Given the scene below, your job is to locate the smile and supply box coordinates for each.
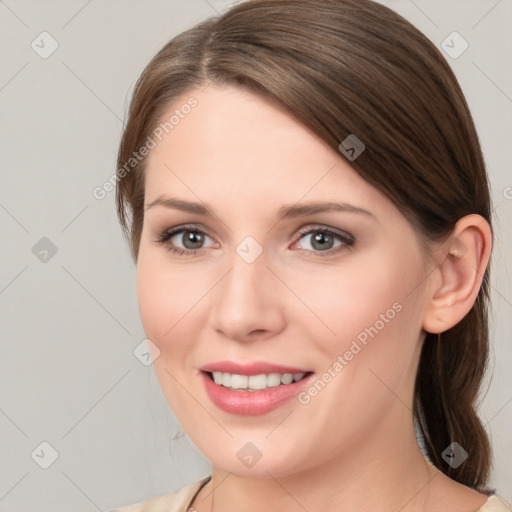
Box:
[209,371,310,391]
[200,370,315,415]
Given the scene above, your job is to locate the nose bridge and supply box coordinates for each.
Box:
[221,241,268,308]
[220,230,268,290]
[209,237,281,340]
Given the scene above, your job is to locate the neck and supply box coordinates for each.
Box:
[194,414,438,512]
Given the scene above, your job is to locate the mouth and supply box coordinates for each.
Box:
[203,370,314,392]
[200,369,315,415]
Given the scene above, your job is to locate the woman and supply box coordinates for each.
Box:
[111,0,511,510]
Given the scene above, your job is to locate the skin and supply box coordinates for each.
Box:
[136,85,492,512]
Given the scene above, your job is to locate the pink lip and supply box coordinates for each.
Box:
[199,366,315,416]
[200,360,311,376]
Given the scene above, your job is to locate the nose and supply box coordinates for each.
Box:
[208,249,285,343]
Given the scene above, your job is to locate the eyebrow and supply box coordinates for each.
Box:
[145,196,375,220]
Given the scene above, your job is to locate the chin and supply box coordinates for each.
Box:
[198,438,311,480]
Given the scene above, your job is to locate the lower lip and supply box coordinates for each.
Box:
[200,371,314,415]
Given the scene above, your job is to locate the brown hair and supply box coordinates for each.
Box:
[116,0,493,488]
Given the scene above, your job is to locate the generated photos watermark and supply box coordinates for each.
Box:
[92,97,198,200]
[298,301,403,405]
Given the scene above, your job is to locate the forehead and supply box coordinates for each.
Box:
[143,85,390,219]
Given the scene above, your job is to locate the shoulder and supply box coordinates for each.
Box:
[477,494,512,512]
[107,475,212,512]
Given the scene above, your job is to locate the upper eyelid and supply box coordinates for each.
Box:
[296,225,353,238]
[164,224,215,241]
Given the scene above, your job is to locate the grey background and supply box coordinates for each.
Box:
[0,0,510,510]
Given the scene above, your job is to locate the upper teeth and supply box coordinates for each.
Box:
[212,372,306,391]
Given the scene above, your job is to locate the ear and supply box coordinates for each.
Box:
[422,214,492,334]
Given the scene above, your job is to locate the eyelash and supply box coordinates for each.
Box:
[154,223,354,258]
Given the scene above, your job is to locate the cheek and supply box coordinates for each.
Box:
[297,247,426,406]
[136,253,215,379]
[302,249,421,344]
[137,251,198,340]
[292,270,424,451]
[339,255,424,390]
[136,260,169,343]
[136,258,201,413]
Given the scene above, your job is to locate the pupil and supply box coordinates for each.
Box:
[312,231,333,251]
[184,231,203,249]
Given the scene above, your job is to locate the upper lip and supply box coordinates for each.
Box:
[200,360,312,376]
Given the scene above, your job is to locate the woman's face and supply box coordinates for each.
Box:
[137,85,433,478]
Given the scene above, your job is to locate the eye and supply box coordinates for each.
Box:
[154,224,216,257]
[154,224,354,258]
[293,226,354,256]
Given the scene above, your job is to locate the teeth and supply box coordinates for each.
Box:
[211,371,307,391]
[221,373,231,387]
[231,374,248,389]
[280,373,294,385]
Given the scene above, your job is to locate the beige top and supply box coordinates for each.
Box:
[110,476,512,512]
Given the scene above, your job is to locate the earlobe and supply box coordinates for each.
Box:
[422,214,492,334]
